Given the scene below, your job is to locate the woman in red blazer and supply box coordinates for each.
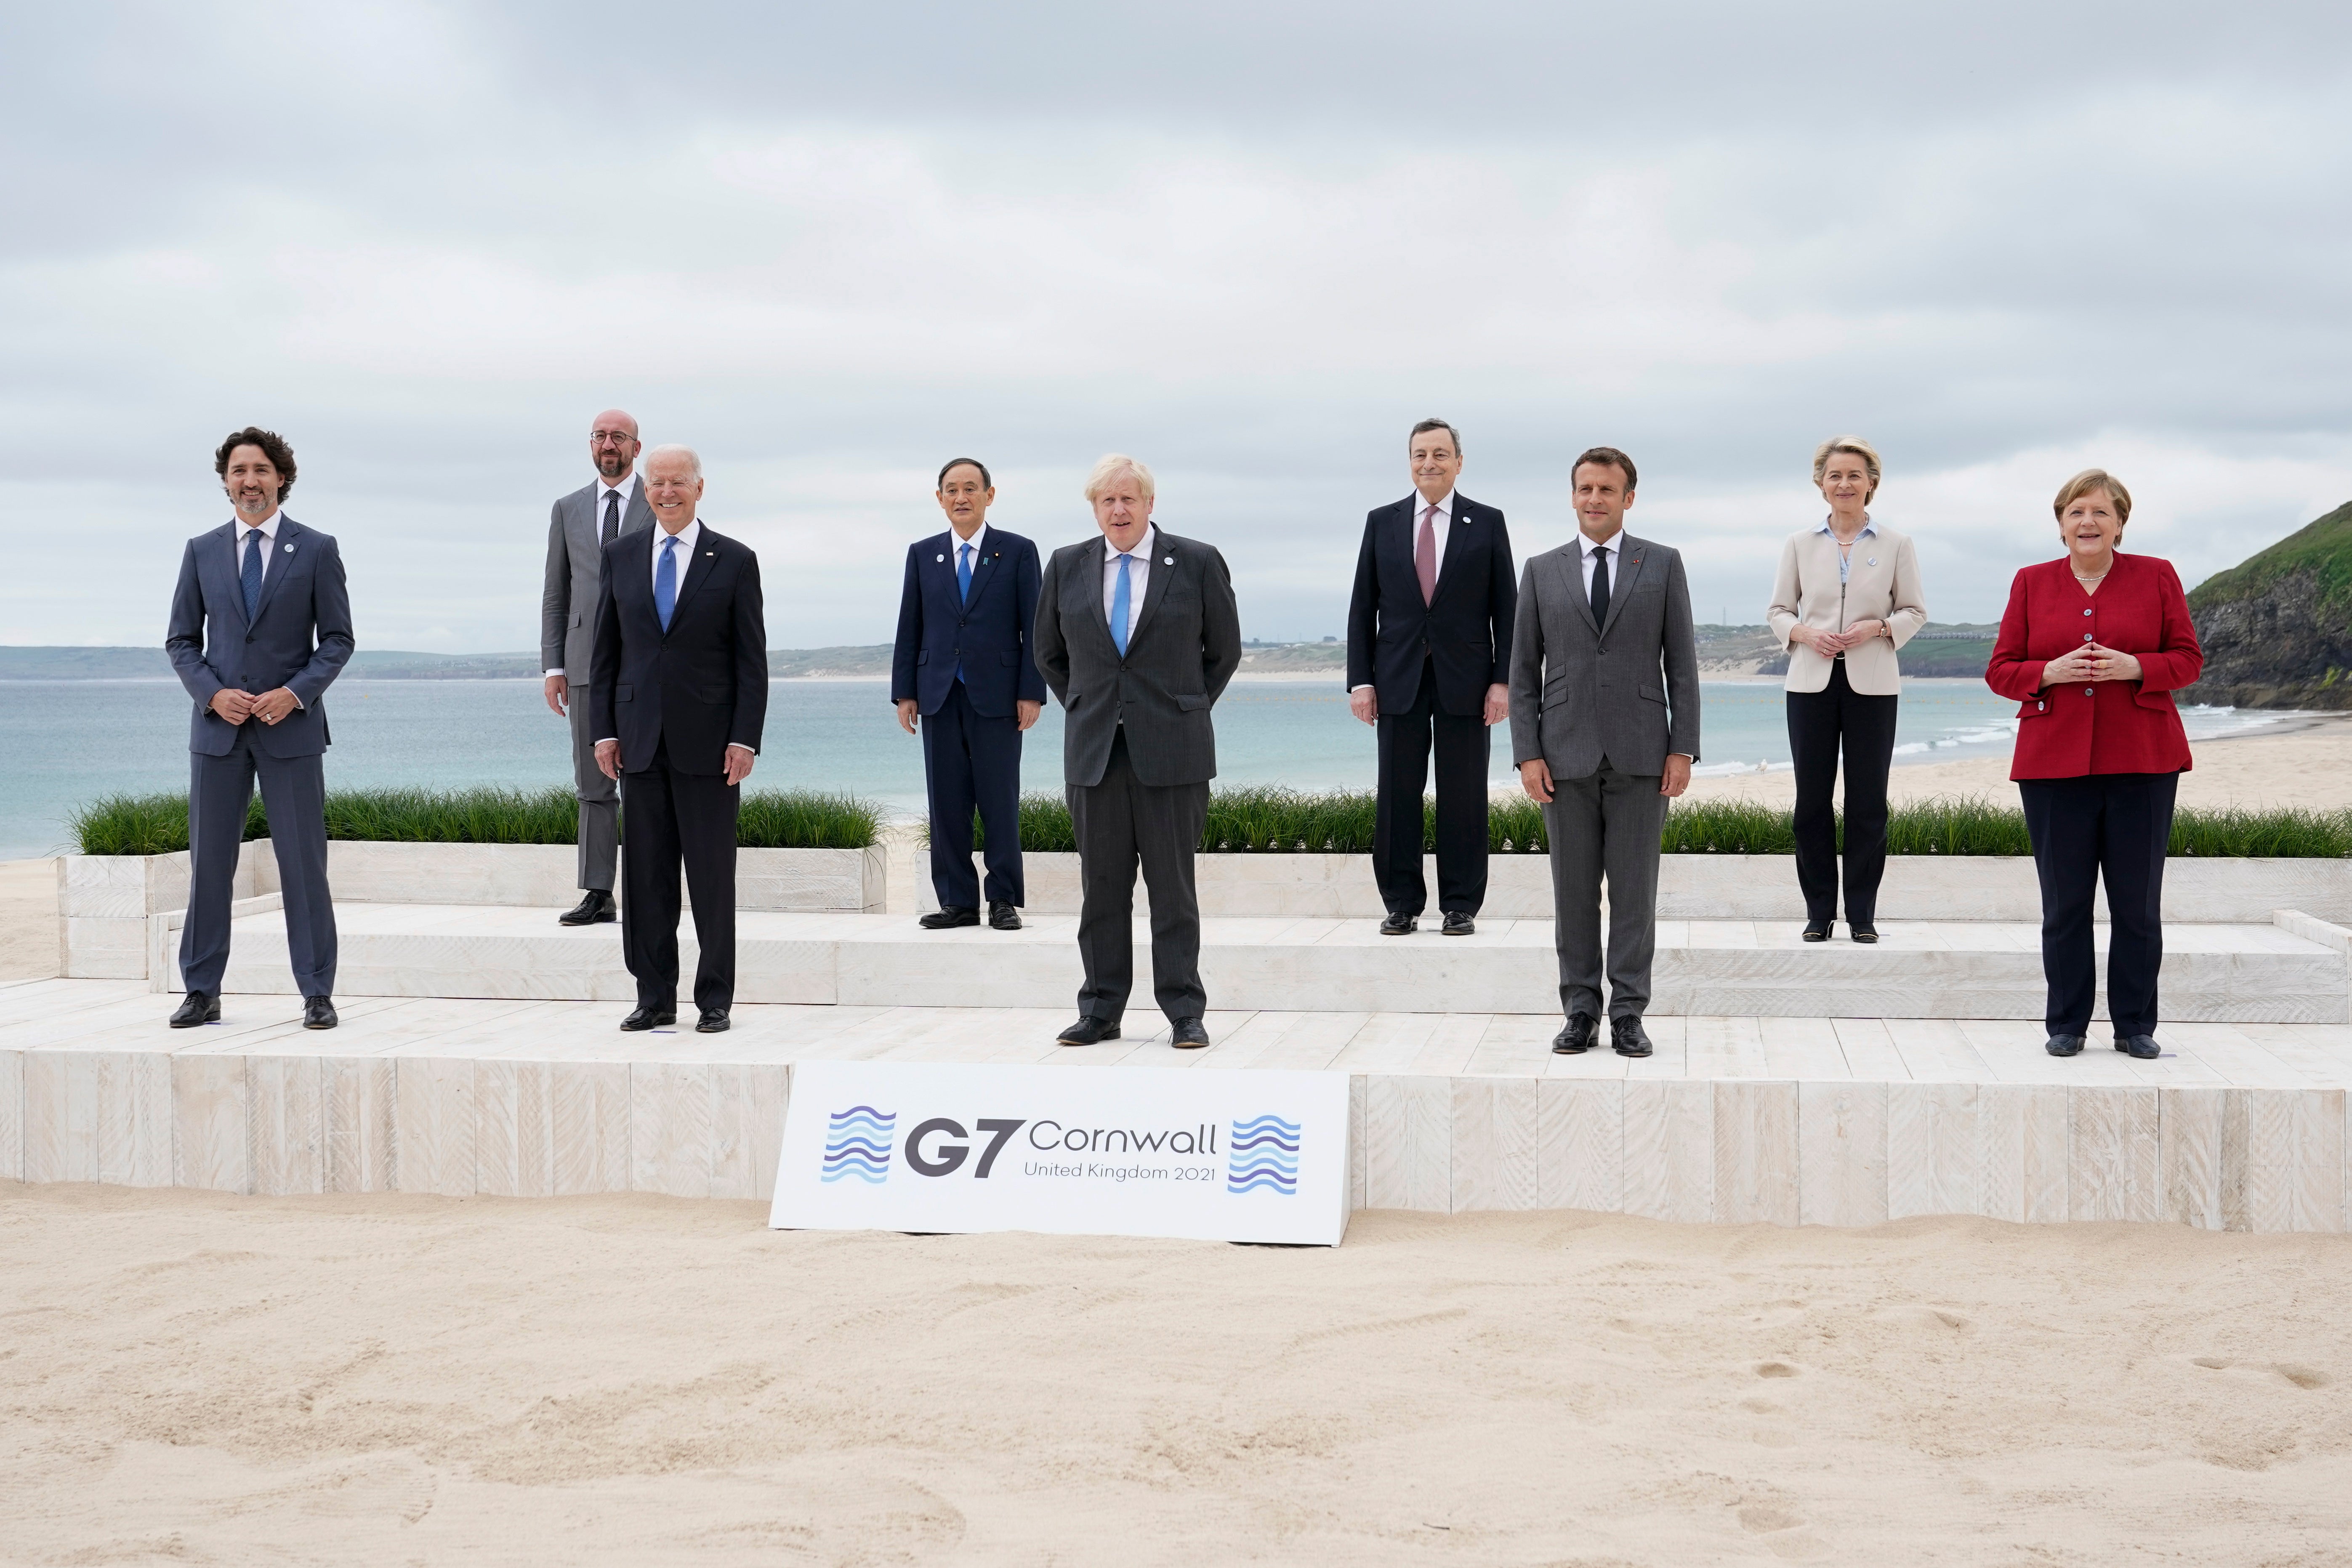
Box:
[1985,469,2203,1061]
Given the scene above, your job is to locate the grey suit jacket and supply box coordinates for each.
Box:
[540,477,655,675]
[1032,530,1243,788]
[1507,532,1700,779]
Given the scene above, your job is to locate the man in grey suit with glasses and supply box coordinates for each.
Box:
[1508,446,1700,1060]
[541,408,655,926]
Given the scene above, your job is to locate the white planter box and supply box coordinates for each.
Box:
[60,850,275,979]
[322,841,886,914]
[920,851,2352,925]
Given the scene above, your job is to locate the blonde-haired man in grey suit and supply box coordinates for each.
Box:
[1507,446,1700,1059]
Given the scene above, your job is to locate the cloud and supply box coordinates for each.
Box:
[2,2,2348,651]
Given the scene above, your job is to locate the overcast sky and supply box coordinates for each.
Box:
[6,1,2349,652]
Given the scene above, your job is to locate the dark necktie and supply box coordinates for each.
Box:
[1589,544,1610,629]
[241,528,266,620]
[601,490,620,549]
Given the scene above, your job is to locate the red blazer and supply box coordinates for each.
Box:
[1985,553,2202,780]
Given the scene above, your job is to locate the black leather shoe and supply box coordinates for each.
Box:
[921,906,980,930]
[1849,924,1879,944]
[169,991,218,1029]
[696,1009,731,1034]
[1802,922,1832,942]
[2115,1034,2161,1059]
[1057,1015,1121,1047]
[988,901,1022,930]
[620,1005,678,1031]
[302,995,338,1030]
[1441,910,1475,936]
[1379,911,1418,936]
[1170,1017,1211,1050]
[1552,1012,1600,1054]
[559,890,617,926]
[1612,1016,1655,1058]
[2045,1033,2086,1057]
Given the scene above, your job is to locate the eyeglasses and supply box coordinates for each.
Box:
[590,431,637,445]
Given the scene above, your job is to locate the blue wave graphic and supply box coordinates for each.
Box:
[822,1107,897,1185]
[1226,1114,1300,1196]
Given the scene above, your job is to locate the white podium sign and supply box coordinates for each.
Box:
[769,1061,1350,1246]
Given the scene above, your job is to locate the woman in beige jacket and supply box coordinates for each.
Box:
[1765,437,1927,941]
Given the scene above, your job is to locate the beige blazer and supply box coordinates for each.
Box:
[1765,523,1927,695]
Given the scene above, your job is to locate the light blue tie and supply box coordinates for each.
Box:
[1110,553,1133,656]
[655,534,681,632]
[958,542,974,603]
[240,528,265,621]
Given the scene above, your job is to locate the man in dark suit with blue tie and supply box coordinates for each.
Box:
[164,427,355,1030]
[892,458,1046,930]
[1346,418,1517,936]
[589,444,768,1034]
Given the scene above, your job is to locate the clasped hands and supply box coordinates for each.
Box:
[1792,620,1886,657]
[2040,643,2142,687]
[595,739,758,785]
[895,698,1043,735]
[1520,754,1691,803]
[209,687,300,726]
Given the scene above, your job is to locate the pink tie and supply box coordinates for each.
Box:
[1415,504,1439,605]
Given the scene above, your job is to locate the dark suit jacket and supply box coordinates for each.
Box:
[588,524,768,776]
[1345,493,1516,714]
[1032,529,1242,788]
[165,516,355,758]
[890,528,1048,718]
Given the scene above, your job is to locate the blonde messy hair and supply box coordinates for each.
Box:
[1082,453,1156,503]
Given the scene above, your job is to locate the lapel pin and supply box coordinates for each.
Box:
[1163,555,1174,566]
[1868,557,1878,566]
[283,543,294,553]
[937,553,946,562]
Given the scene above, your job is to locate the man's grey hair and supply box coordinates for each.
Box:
[644,443,703,479]
[1410,418,1462,456]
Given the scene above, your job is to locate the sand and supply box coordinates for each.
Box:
[3,1184,2347,1565]
[0,856,57,982]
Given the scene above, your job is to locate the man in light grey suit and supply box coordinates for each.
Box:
[541,408,655,925]
[1508,446,1699,1058]
[1032,454,1242,1050]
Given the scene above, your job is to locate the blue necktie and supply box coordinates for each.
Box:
[656,534,681,632]
[1111,553,1133,656]
[958,542,974,603]
[240,528,265,620]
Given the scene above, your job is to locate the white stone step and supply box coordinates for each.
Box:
[205,905,2352,1024]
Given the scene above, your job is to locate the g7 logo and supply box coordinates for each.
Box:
[904,1118,1026,1178]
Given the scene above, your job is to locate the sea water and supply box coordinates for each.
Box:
[0,678,2301,858]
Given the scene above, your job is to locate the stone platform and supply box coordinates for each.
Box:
[5,978,2347,1232]
[197,903,2352,1024]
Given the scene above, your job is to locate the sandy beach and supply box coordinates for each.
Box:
[3,1184,2347,1564]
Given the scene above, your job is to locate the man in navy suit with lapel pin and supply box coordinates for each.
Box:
[1346,418,1517,936]
[164,426,355,1030]
[892,457,1046,930]
[589,445,768,1034]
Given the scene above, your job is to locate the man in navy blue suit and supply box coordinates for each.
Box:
[1346,418,1517,936]
[892,458,1046,930]
[164,426,355,1030]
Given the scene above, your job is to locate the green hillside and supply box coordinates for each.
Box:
[2188,498,2352,612]
[2183,497,2352,710]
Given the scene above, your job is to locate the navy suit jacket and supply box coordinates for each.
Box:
[588,524,768,776]
[1345,493,1516,715]
[890,528,1048,718]
[165,516,355,758]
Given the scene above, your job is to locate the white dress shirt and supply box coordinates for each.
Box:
[235,510,282,588]
[947,521,989,582]
[1578,528,1623,595]
[1102,525,1155,643]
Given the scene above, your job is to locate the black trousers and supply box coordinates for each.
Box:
[1069,727,1209,1025]
[1374,658,1491,917]
[620,740,740,1013]
[923,681,1025,909]
[1786,659,1899,925]
[2018,771,2177,1039]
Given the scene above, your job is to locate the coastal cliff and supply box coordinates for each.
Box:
[2183,498,2352,710]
